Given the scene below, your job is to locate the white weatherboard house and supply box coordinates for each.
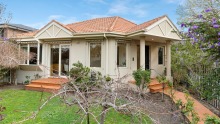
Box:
[15,15,181,83]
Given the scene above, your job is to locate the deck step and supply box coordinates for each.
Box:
[25,84,61,89]
[25,78,69,93]
[30,82,61,87]
[150,87,170,93]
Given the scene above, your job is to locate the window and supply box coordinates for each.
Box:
[21,43,41,65]
[117,43,126,67]
[158,47,164,65]
[0,29,4,38]
[21,45,28,64]
[90,43,101,67]
[29,44,38,64]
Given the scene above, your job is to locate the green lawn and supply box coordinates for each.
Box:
[0,89,152,124]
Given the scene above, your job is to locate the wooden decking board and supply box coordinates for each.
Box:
[25,78,69,92]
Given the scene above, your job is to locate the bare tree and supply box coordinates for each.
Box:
[15,62,187,124]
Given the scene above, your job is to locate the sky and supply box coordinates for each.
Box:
[1,0,184,29]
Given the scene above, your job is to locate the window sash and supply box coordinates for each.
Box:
[20,44,39,65]
[90,43,101,67]
[117,43,127,67]
[158,47,164,65]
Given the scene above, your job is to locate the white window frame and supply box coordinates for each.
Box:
[50,44,70,76]
[158,46,165,65]
[20,43,41,65]
[89,42,102,68]
[117,42,128,68]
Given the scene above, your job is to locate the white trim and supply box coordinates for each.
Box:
[158,24,165,36]
[145,16,181,40]
[35,22,73,38]
[116,42,128,68]
[46,30,52,37]
[50,44,70,76]
[88,42,102,69]
[54,29,62,37]
[37,42,40,65]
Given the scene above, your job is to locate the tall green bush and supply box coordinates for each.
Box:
[132,69,151,90]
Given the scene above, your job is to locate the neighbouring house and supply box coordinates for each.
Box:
[0,23,36,83]
[0,23,36,39]
[14,15,181,83]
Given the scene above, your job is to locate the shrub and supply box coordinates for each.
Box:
[205,115,220,124]
[132,68,151,90]
[69,61,90,83]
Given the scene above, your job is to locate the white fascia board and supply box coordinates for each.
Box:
[144,32,181,41]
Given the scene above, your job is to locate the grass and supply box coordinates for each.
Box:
[0,89,152,124]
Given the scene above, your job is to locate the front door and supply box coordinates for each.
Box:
[51,44,70,76]
[145,46,150,70]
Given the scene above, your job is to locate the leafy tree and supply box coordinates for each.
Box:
[177,0,220,59]
[0,3,29,84]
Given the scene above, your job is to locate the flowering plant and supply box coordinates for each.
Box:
[181,8,220,59]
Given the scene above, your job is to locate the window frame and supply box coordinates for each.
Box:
[117,42,127,68]
[89,42,102,68]
[20,43,41,65]
[158,46,165,65]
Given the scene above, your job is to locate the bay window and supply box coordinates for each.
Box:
[20,43,42,65]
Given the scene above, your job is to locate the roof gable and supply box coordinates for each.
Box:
[144,16,181,40]
[128,15,166,33]
[35,20,73,39]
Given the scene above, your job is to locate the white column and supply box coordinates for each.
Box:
[140,36,145,69]
[37,42,40,65]
[166,40,171,80]
[108,38,116,76]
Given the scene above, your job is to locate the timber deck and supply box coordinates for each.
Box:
[25,78,69,93]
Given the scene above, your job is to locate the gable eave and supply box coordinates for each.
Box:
[34,21,74,38]
[144,16,181,40]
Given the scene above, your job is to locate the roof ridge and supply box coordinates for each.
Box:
[128,15,167,33]
[108,16,118,32]
[118,16,137,25]
[66,16,115,26]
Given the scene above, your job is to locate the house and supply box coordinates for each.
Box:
[0,23,36,83]
[15,15,181,84]
[0,23,36,39]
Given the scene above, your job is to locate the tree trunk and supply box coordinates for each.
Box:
[100,105,108,124]
[11,69,17,85]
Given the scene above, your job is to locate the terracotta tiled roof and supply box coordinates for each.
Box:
[128,15,166,33]
[16,30,38,38]
[66,16,137,33]
[16,15,167,38]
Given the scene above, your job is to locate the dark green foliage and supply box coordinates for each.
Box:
[23,76,31,84]
[205,115,220,124]
[199,68,220,100]
[176,92,200,124]
[132,69,151,89]
[105,76,111,82]
[69,61,90,83]
[0,67,8,81]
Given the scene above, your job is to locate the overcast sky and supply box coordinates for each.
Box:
[1,0,184,29]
